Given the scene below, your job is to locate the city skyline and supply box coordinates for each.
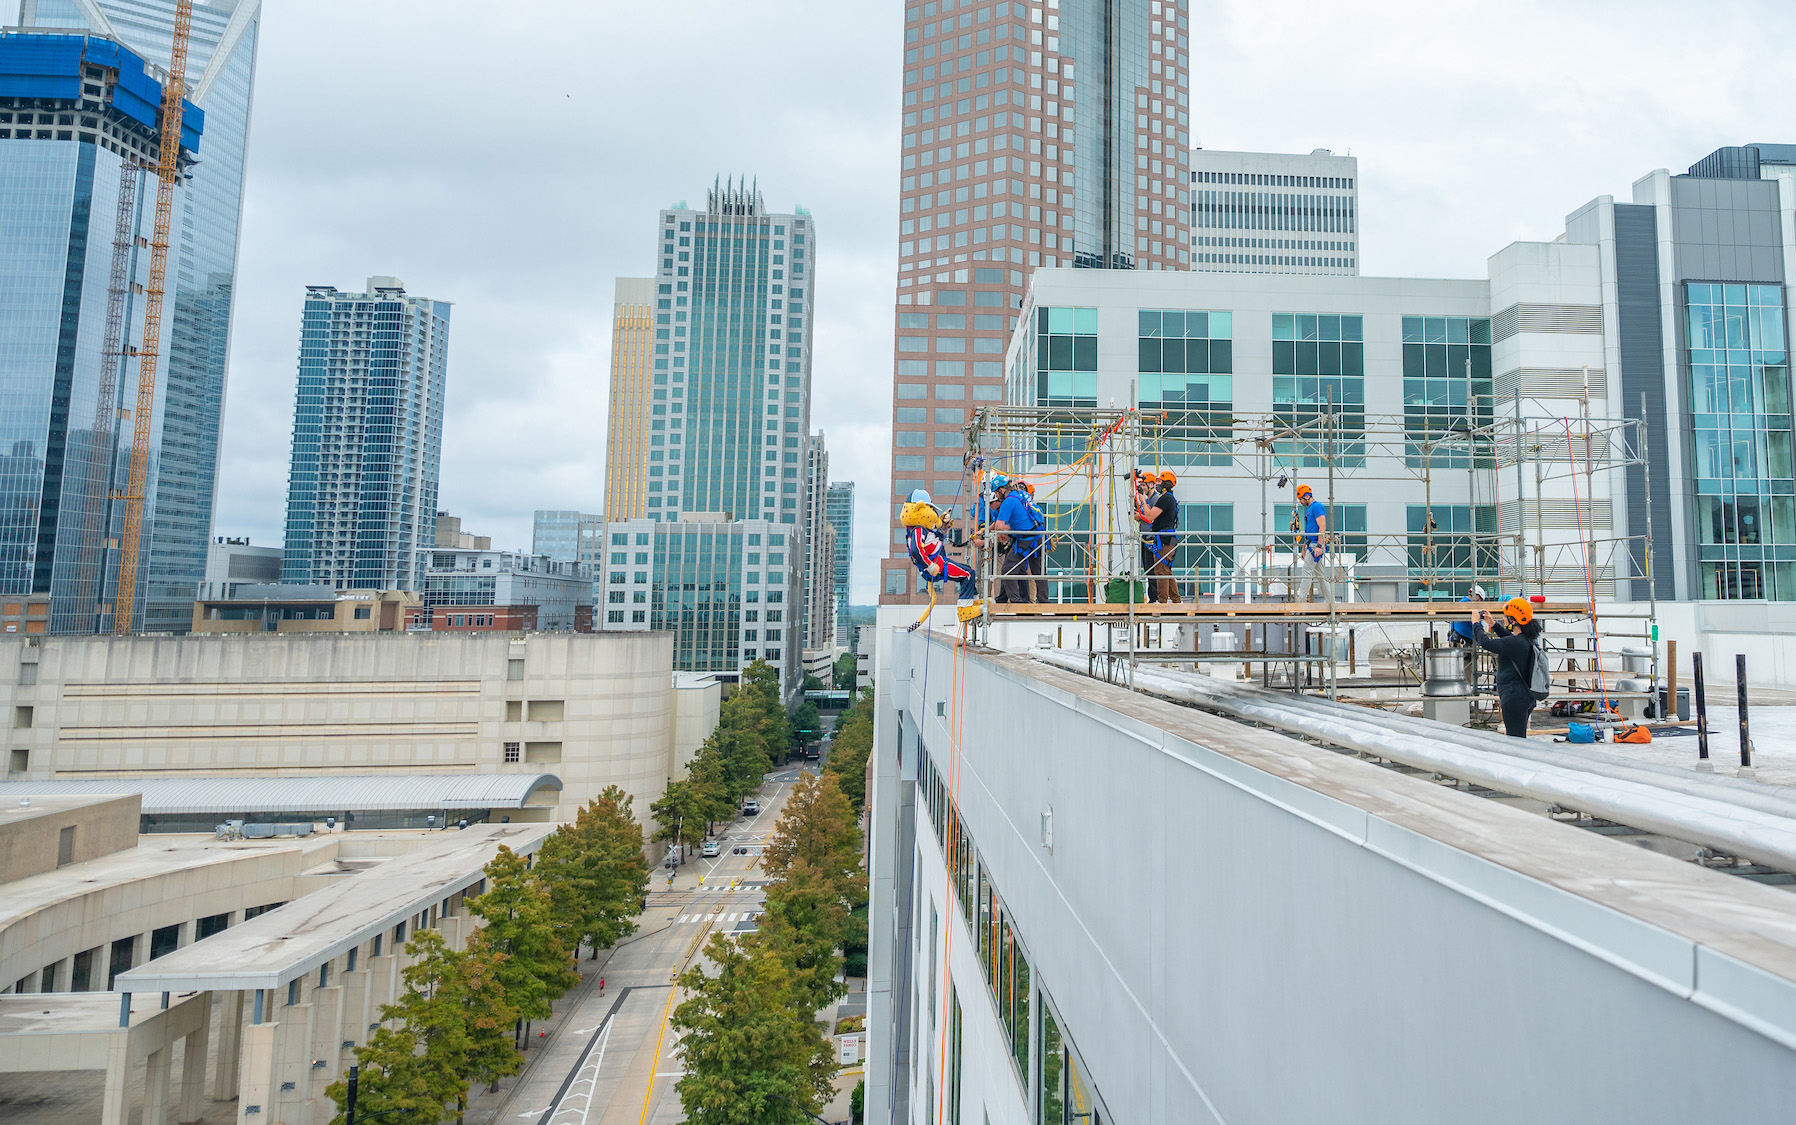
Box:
[116,0,1796,605]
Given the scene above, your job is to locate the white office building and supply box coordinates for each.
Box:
[1190,148,1359,275]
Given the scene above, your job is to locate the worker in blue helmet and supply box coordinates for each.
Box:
[991,473,1042,603]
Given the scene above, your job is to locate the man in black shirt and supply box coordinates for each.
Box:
[1139,470,1181,603]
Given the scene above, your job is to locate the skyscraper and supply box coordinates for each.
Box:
[599,180,816,695]
[826,481,854,645]
[881,0,1191,602]
[532,509,605,565]
[281,278,450,591]
[2,0,262,633]
[604,277,655,521]
[803,432,832,649]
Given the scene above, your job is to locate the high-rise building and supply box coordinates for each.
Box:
[532,509,605,565]
[604,277,655,521]
[826,481,855,645]
[803,433,832,649]
[281,277,451,592]
[1189,148,1359,275]
[1,0,262,634]
[881,0,1191,602]
[200,536,280,599]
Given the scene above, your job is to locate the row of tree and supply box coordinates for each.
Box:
[326,786,650,1124]
[651,662,789,853]
[822,686,874,813]
[671,769,869,1124]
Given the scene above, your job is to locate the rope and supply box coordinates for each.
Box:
[1563,417,1612,713]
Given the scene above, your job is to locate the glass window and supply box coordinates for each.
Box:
[1271,313,1366,467]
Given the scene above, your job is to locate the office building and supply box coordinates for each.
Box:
[598,516,800,695]
[827,481,855,645]
[280,277,451,592]
[1190,147,1359,274]
[606,277,656,521]
[198,536,280,599]
[6,2,264,636]
[433,511,489,550]
[804,433,833,649]
[415,546,592,632]
[532,509,605,565]
[191,584,418,633]
[882,0,1192,602]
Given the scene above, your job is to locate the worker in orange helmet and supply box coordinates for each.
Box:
[1290,484,1330,601]
[1015,481,1050,602]
[1137,470,1180,603]
[1472,596,1548,738]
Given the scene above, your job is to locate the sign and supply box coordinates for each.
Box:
[839,1035,859,1065]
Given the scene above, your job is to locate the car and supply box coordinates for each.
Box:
[701,840,720,858]
[742,799,760,816]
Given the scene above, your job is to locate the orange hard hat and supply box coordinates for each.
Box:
[1021,481,1035,494]
[1503,596,1534,626]
[1159,470,1177,485]
[1296,483,1313,497]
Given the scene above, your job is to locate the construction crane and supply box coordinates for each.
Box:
[113,0,194,634]
[85,162,141,632]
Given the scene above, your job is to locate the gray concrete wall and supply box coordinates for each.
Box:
[883,629,1796,1124]
[0,794,138,882]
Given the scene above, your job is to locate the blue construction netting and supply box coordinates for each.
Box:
[0,31,203,151]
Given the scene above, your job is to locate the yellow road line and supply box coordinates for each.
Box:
[638,918,713,1125]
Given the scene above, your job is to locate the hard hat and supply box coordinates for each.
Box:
[1470,585,1488,599]
[989,473,1011,490]
[1159,470,1177,485]
[1502,596,1534,626]
[1020,481,1035,494]
[908,488,933,505]
[1296,483,1313,498]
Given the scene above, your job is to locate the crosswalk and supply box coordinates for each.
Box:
[674,911,761,925]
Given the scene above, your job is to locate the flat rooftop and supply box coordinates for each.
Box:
[114,822,553,993]
[0,793,129,829]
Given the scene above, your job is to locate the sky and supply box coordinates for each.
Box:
[213,0,1796,605]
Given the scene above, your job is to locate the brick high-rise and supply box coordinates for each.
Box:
[879,0,1191,602]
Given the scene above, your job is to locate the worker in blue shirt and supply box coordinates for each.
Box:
[1449,586,1488,645]
[993,474,1043,604]
[1291,484,1330,601]
[1137,470,1180,603]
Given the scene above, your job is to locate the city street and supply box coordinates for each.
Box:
[472,762,818,1125]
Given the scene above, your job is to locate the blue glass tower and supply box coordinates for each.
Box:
[281,279,450,592]
[5,0,262,633]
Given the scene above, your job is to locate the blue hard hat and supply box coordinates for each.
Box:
[989,473,1011,490]
[908,488,933,505]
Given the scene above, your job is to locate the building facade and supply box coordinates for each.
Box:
[191,584,417,633]
[597,516,800,695]
[417,546,592,632]
[804,433,833,649]
[6,2,264,636]
[882,0,1192,602]
[281,277,450,592]
[827,481,855,645]
[604,277,655,521]
[1189,147,1359,275]
[199,537,280,599]
[531,509,605,565]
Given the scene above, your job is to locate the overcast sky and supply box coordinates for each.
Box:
[214,0,1796,604]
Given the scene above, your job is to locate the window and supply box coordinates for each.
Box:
[13,706,30,729]
[1271,313,1365,466]
[1139,309,1234,466]
[503,741,521,763]
[1034,308,1100,462]
[506,659,524,681]
[353,605,371,620]
[56,825,74,867]
[1407,504,1498,600]
[1401,316,1493,468]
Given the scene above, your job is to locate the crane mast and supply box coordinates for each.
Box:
[112,0,194,634]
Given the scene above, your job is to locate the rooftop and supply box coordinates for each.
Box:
[0,773,563,815]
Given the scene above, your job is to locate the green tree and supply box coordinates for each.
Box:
[325,1021,446,1125]
[455,940,524,1094]
[762,772,863,902]
[823,691,874,811]
[790,700,822,750]
[672,934,836,1125]
[539,787,650,957]
[651,779,711,852]
[466,846,578,1044]
[833,652,857,690]
[802,672,825,691]
[750,859,850,1013]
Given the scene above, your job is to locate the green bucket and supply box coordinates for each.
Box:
[1103,578,1146,605]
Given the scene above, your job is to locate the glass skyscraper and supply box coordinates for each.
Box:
[826,480,854,645]
[3,0,261,633]
[281,278,451,592]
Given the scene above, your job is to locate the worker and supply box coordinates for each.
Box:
[994,473,1043,604]
[1292,484,1330,601]
[901,488,984,622]
[1018,481,1049,603]
[1137,470,1180,603]
[1448,586,1488,646]
[1472,597,1545,738]
[983,474,1012,602]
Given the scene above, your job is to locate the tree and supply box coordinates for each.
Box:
[802,672,825,691]
[672,934,836,1125]
[325,1021,446,1125]
[823,690,874,811]
[466,846,578,1044]
[539,787,650,957]
[833,652,857,691]
[790,700,822,750]
[762,772,863,897]
[454,940,524,1094]
[651,779,711,852]
[750,859,850,1013]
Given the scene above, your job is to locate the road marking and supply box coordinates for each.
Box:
[542,1016,613,1124]
[636,978,681,1125]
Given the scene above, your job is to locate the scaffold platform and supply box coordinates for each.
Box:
[986,600,1596,625]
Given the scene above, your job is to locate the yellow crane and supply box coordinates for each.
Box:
[112,0,193,634]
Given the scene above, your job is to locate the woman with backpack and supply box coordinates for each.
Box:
[1472,597,1548,738]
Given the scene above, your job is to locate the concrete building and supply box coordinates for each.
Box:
[191,584,418,634]
[598,516,801,696]
[827,481,855,645]
[199,537,281,600]
[882,0,1193,602]
[864,632,1796,1123]
[433,511,490,550]
[0,631,703,823]
[0,795,553,1124]
[2,4,264,635]
[804,433,834,650]
[606,276,657,522]
[281,278,451,593]
[1189,147,1359,274]
[415,546,592,632]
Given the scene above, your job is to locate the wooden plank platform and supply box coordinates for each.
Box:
[987,600,1595,623]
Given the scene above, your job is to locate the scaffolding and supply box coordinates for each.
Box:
[952,392,1659,712]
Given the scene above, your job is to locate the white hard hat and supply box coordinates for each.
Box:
[1470,585,1488,598]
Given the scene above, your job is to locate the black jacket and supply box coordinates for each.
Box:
[1473,623,1535,696]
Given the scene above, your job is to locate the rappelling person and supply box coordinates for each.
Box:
[1137,470,1180,603]
[1472,596,1550,738]
[1291,484,1330,601]
[901,488,984,627]
[992,473,1044,604]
